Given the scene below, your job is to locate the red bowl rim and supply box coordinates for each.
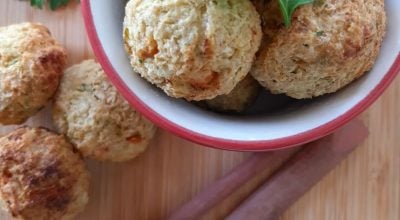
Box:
[81,0,400,151]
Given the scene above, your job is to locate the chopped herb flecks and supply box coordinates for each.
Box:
[316,30,324,36]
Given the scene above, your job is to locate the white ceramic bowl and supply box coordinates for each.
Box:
[81,0,400,151]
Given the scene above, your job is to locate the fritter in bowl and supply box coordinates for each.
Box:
[123,0,262,101]
[251,0,386,99]
[201,74,261,113]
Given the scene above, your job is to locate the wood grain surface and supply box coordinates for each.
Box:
[0,1,399,220]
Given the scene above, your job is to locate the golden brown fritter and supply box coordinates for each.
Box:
[53,60,157,162]
[201,75,261,113]
[251,0,283,47]
[0,127,89,220]
[0,23,67,124]
[123,0,262,101]
[251,0,386,99]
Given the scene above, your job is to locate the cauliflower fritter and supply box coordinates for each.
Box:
[123,0,262,101]
[0,127,89,220]
[0,23,67,124]
[251,0,282,47]
[251,0,386,99]
[201,74,261,113]
[52,60,157,162]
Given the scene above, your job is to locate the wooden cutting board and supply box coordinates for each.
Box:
[0,1,399,220]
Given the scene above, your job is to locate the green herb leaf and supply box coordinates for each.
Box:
[28,0,76,10]
[30,0,45,9]
[278,0,314,27]
[49,0,69,10]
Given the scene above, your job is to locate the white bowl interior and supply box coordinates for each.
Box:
[89,0,400,142]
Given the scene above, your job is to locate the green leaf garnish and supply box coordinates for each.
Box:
[278,0,314,27]
[29,0,76,10]
[49,0,70,10]
[30,0,45,9]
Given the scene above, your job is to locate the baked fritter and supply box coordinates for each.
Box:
[202,74,261,113]
[0,127,89,220]
[52,60,157,162]
[0,23,67,124]
[251,0,282,47]
[251,0,386,99]
[123,0,262,101]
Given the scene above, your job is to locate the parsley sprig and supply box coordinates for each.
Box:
[278,0,314,27]
[29,0,75,10]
